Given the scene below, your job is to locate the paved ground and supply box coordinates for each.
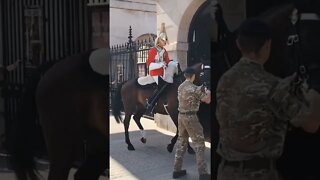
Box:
[0,168,101,180]
[0,114,210,180]
[110,115,211,180]
[0,149,106,180]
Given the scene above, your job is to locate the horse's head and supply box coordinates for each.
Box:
[294,3,320,91]
[186,63,211,88]
[200,64,211,89]
[259,3,320,87]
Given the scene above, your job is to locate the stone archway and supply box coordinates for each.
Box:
[187,0,216,66]
[176,0,207,69]
[154,0,209,133]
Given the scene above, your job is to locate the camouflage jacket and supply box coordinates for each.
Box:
[178,80,206,113]
[216,57,310,161]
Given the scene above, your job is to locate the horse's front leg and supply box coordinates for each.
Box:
[133,109,146,144]
[124,115,135,150]
[167,134,178,153]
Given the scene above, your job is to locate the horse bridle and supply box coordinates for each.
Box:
[287,8,320,93]
[200,64,211,88]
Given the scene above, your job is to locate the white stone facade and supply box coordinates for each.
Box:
[156,0,208,69]
[110,0,157,45]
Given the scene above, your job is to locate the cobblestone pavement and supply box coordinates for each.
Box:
[110,115,211,180]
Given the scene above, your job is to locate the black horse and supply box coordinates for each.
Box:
[111,62,210,153]
[213,2,320,180]
[10,48,108,180]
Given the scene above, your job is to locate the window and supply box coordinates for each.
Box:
[24,8,43,66]
[134,33,156,77]
[90,6,109,48]
[117,64,124,83]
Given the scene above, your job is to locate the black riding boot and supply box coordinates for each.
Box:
[145,78,168,114]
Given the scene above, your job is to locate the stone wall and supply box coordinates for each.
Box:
[110,0,157,45]
[156,0,206,70]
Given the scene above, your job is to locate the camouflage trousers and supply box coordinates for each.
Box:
[217,159,281,180]
[173,113,208,175]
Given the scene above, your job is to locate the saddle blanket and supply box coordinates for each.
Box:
[137,75,156,85]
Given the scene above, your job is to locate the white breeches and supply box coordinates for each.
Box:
[150,61,179,84]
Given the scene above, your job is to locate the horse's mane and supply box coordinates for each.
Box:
[257,2,320,29]
[258,3,295,29]
[295,0,320,15]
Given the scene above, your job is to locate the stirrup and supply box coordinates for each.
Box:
[145,103,154,114]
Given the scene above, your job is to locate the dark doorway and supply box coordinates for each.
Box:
[187,1,216,140]
[188,1,215,67]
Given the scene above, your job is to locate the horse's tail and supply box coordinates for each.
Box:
[111,83,124,123]
[10,61,56,180]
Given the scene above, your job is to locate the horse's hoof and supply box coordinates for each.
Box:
[187,148,195,154]
[167,144,173,153]
[141,137,146,144]
[128,144,135,151]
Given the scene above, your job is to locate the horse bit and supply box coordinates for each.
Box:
[200,64,211,88]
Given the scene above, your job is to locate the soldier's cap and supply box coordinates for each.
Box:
[237,18,271,39]
[184,67,196,75]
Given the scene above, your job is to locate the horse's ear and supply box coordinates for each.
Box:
[177,63,182,75]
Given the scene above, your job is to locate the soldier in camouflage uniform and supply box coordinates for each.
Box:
[216,18,320,180]
[173,67,211,180]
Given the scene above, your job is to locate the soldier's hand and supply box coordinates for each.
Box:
[201,90,211,104]
[303,89,320,105]
[301,88,320,133]
[285,72,297,81]
[200,85,205,92]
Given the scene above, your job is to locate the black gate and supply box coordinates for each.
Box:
[109,26,154,104]
[0,0,91,149]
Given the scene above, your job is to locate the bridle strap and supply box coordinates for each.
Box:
[300,13,320,21]
[288,10,320,95]
[200,64,211,88]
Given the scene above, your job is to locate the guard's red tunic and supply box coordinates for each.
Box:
[146,47,170,76]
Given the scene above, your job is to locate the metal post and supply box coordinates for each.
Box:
[127,26,135,79]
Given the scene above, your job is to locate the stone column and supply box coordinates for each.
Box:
[156,0,206,69]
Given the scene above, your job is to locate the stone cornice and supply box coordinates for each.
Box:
[165,41,188,52]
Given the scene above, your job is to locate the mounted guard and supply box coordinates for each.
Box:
[138,22,179,114]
